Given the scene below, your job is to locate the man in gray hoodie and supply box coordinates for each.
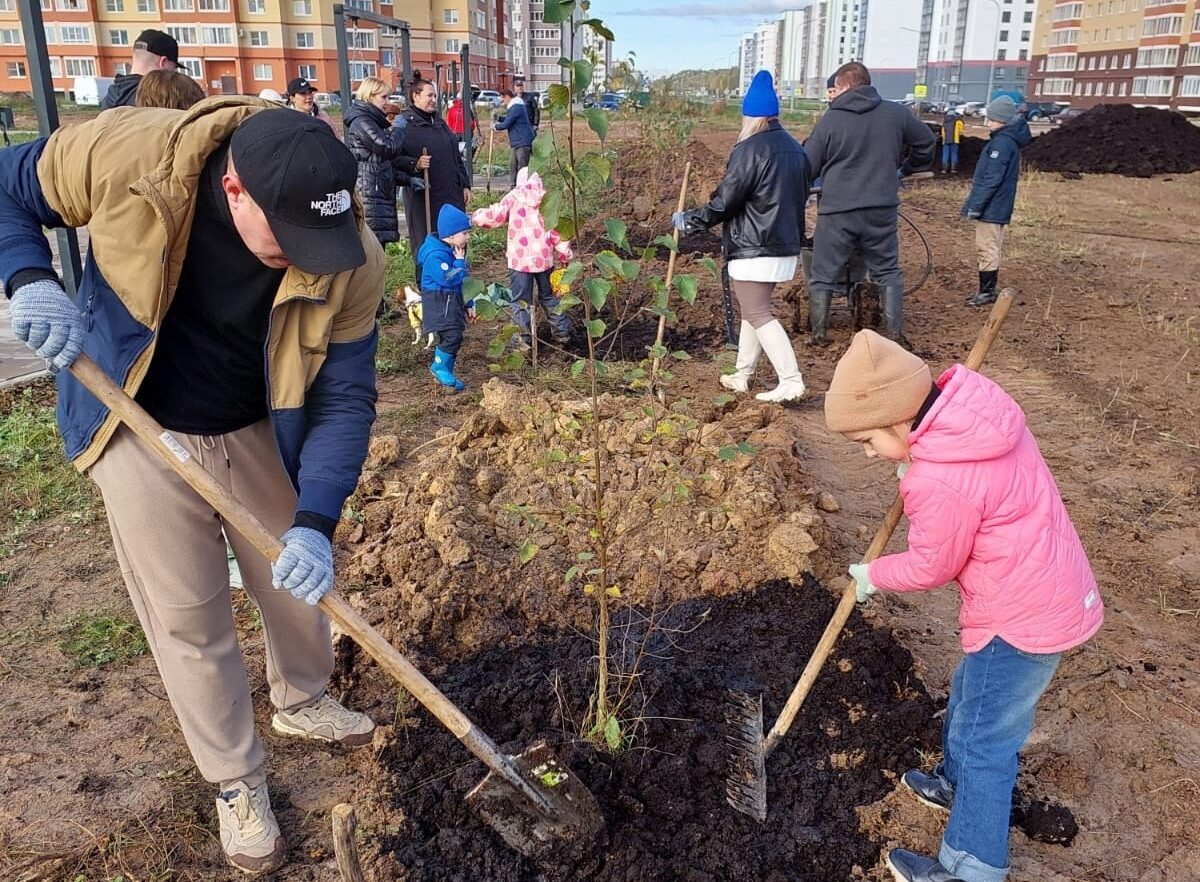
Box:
[804,62,936,348]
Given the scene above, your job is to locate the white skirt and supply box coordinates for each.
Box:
[727,255,799,283]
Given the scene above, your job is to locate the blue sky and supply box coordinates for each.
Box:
[600,0,797,77]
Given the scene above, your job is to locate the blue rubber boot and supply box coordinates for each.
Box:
[430,347,465,391]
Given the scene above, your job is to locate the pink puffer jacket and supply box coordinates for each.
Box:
[868,365,1104,654]
[470,168,572,273]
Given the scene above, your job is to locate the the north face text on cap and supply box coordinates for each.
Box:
[312,190,351,217]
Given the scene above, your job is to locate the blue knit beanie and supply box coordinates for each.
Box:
[742,70,779,118]
[437,204,471,239]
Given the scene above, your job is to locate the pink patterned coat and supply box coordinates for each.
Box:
[471,168,573,273]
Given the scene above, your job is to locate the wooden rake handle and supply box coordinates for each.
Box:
[761,290,1015,756]
[68,355,499,751]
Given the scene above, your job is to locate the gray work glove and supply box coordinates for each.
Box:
[10,279,86,373]
[848,563,879,604]
[272,527,334,606]
[672,211,690,232]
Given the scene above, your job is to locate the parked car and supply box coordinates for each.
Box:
[1019,101,1065,121]
[475,89,502,107]
[959,101,986,117]
[596,92,622,111]
[1054,105,1088,124]
[314,92,342,109]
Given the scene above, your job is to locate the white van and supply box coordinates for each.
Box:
[73,76,115,106]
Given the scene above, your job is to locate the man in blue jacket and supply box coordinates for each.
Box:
[962,95,1031,306]
[1,101,384,875]
[494,87,535,182]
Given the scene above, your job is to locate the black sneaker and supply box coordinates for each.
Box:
[886,849,964,882]
[966,290,998,307]
[901,768,954,812]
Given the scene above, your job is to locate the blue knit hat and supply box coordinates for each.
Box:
[742,70,779,117]
[437,203,471,239]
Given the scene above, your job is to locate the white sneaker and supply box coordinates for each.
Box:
[216,781,285,876]
[271,692,376,747]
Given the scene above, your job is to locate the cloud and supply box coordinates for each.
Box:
[612,0,794,17]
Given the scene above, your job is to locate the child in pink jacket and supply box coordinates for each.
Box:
[824,330,1103,882]
[471,167,573,347]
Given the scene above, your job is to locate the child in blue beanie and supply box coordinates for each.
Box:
[417,204,474,390]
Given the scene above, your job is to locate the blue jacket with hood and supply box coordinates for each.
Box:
[963,116,1032,225]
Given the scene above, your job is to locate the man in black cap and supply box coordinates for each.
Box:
[99,28,181,110]
[286,75,338,135]
[0,101,384,874]
[514,76,540,133]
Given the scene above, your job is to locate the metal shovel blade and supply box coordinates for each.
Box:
[465,741,604,860]
[724,690,767,822]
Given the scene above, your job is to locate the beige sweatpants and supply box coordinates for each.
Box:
[88,420,333,787]
[975,221,1007,272]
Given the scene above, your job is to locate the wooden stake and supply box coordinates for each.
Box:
[649,161,691,393]
[332,803,366,882]
[421,147,432,235]
[486,128,495,193]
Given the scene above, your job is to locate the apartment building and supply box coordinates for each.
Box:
[916,0,1036,104]
[509,0,572,94]
[737,18,781,94]
[0,0,509,100]
[1027,0,1200,111]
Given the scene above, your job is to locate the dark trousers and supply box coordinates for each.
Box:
[809,207,902,294]
[421,289,466,356]
[510,145,531,183]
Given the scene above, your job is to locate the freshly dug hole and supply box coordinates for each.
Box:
[372,579,942,881]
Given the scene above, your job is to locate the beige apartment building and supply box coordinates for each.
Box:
[0,0,509,100]
[1027,0,1200,111]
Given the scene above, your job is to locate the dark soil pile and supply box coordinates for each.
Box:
[375,579,943,881]
[1023,104,1200,177]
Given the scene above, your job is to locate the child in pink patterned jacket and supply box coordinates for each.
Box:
[823,329,1104,882]
[471,167,573,346]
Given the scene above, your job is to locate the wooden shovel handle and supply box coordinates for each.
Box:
[68,355,482,746]
[762,290,1015,756]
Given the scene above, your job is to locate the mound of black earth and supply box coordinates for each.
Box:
[1024,103,1200,177]
[373,579,1075,880]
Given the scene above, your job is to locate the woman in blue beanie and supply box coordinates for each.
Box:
[673,70,810,403]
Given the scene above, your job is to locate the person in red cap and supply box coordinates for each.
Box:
[99,28,181,110]
[0,102,385,874]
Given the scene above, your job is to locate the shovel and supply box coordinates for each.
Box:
[67,355,604,859]
[725,290,1015,822]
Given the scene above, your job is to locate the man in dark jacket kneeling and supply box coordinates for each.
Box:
[804,62,935,347]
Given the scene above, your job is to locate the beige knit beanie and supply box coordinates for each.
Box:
[824,330,932,433]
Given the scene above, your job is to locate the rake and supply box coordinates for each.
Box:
[726,290,1016,821]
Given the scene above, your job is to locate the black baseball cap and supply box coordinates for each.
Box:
[135,29,179,64]
[287,77,317,96]
[230,110,365,275]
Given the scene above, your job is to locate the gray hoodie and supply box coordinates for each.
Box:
[805,86,936,215]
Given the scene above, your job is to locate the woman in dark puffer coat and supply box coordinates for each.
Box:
[342,76,411,246]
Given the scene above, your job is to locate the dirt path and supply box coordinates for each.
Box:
[1,139,1196,881]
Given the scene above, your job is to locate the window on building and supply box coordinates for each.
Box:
[202,26,232,44]
[1137,46,1179,67]
[248,31,268,46]
[1023,11,1032,22]
[1019,49,1028,60]
[1179,75,1200,97]
[1002,11,1011,21]
[1034,81,1042,95]
[105,0,123,10]
[247,0,265,10]
[1119,81,1127,96]
[199,0,230,9]
[293,0,312,14]
[1098,56,1106,70]
[113,61,130,74]
[163,0,192,10]
[65,57,96,76]
[56,0,87,9]
[1131,75,1174,96]
[445,38,460,51]
[48,57,62,77]
[347,29,375,49]
[1088,57,1096,69]
[167,26,197,45]
[136,0,154,11]
[61,25,91,44]
[298,63,317,79]
[179,58,201,77]
[0,28,21,45]
[1142,15,1183,38]
[110,29,129,45]
[443,8,458,22]
[1124,53,1132,68]
[1021,30,1030,41]
[7,60,27,77]
[998,49,1007,60]
[347,60,376,79]
[296,32,314,48]
[253,63,272,80]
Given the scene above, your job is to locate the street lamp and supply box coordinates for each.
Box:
[982,0,1001,114]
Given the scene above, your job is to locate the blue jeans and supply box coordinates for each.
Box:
[942,142,959,170]
[934,637,1060,882]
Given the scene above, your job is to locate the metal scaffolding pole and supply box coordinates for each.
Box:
[17,0,82,299]
[461,46,474,189]
[333,4,412,111]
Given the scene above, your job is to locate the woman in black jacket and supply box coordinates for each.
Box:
[343,76,409,246]
[675,70,809,403]
[395,79,471,271]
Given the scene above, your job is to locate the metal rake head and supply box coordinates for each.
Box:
[724,689,767,822]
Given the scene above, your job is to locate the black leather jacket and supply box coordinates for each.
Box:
[343,101,413,245]
[683,120,809,261]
